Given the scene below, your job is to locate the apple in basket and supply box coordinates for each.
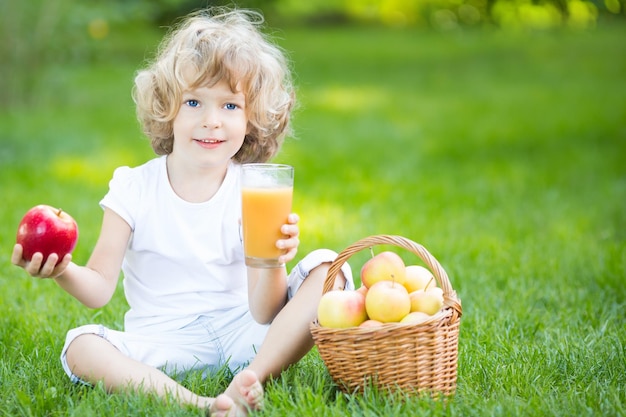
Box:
[409,286,444,316]
[365,280,411,323]
[404,264,436,293]
[359,319,384,328]
[360,251,406,288]
[356,285,368,297]
[400,311,431,324]
[317,290,367,328]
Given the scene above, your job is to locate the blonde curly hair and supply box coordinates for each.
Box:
[132,8,295,163]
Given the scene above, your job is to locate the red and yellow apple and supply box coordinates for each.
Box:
[356,285,368,297]
[409,286,444,316]
[16,205,79,266]
[317,290,368,328]
[404,265,436,293]
[360,251,406,288]
[359,319,383,328]
[365,280,411,323]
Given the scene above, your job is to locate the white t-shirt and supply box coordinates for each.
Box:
[100,156,248,333]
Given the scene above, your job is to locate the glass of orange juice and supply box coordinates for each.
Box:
[241,163,294,268]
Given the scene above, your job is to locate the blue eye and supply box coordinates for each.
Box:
[225,103,238,110]
[186,99,200,107]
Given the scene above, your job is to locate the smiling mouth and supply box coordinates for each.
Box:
[196,139,224,144]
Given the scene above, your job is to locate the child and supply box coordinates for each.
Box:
[11,8,353,416]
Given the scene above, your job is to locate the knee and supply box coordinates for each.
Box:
[64,333,127,387]
[305,249,354,288]
[309,262,346,291]
[65,334,105,369]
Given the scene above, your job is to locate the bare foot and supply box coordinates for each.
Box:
[207,394,235,417]
[223,369,264,416]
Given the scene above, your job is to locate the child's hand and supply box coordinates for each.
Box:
[277,213,299,265]
[11,243,72,279]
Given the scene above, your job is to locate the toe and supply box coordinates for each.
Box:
[208,394,235,417]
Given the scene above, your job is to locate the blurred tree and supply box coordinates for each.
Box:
[1,0,623,109]
[1,0,76,108]
[0,0,149,108]
[131,0,284,25]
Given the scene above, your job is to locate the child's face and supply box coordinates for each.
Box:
[172,80,248,168]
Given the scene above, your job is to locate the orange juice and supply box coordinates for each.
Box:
[242,185,293,262]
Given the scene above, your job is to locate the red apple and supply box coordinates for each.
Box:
[360,251,406,288]
[317,290,368,329]
[16,205,79,266]
[365,280,411,323]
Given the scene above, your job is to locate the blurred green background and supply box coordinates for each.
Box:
[2,0,624,109]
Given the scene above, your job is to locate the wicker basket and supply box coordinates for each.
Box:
[310,235,462,397]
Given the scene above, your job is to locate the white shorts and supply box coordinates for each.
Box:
[60,249,354,384]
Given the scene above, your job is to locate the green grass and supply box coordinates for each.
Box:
[1,21,625,416]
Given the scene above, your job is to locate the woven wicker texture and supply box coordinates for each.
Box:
[310,235,462,397]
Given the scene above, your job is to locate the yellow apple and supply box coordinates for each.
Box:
[400,311,431,324]
[365,280,411,323]
[409,286,444,315]
[359,319,384,328]
[317,290,367,328]
[404,265,436,293]
[360,251,406,288]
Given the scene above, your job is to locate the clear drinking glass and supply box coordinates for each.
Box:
[241,163,294,268]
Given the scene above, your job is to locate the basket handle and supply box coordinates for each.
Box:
[324,235,462,316]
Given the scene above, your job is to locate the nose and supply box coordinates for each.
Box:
[201,108,221,129]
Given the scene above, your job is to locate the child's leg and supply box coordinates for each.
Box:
[64,334,262,416]
[235,261,344,387]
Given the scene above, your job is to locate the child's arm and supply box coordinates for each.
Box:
[246,213,300,324]
[11,208,130,309]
